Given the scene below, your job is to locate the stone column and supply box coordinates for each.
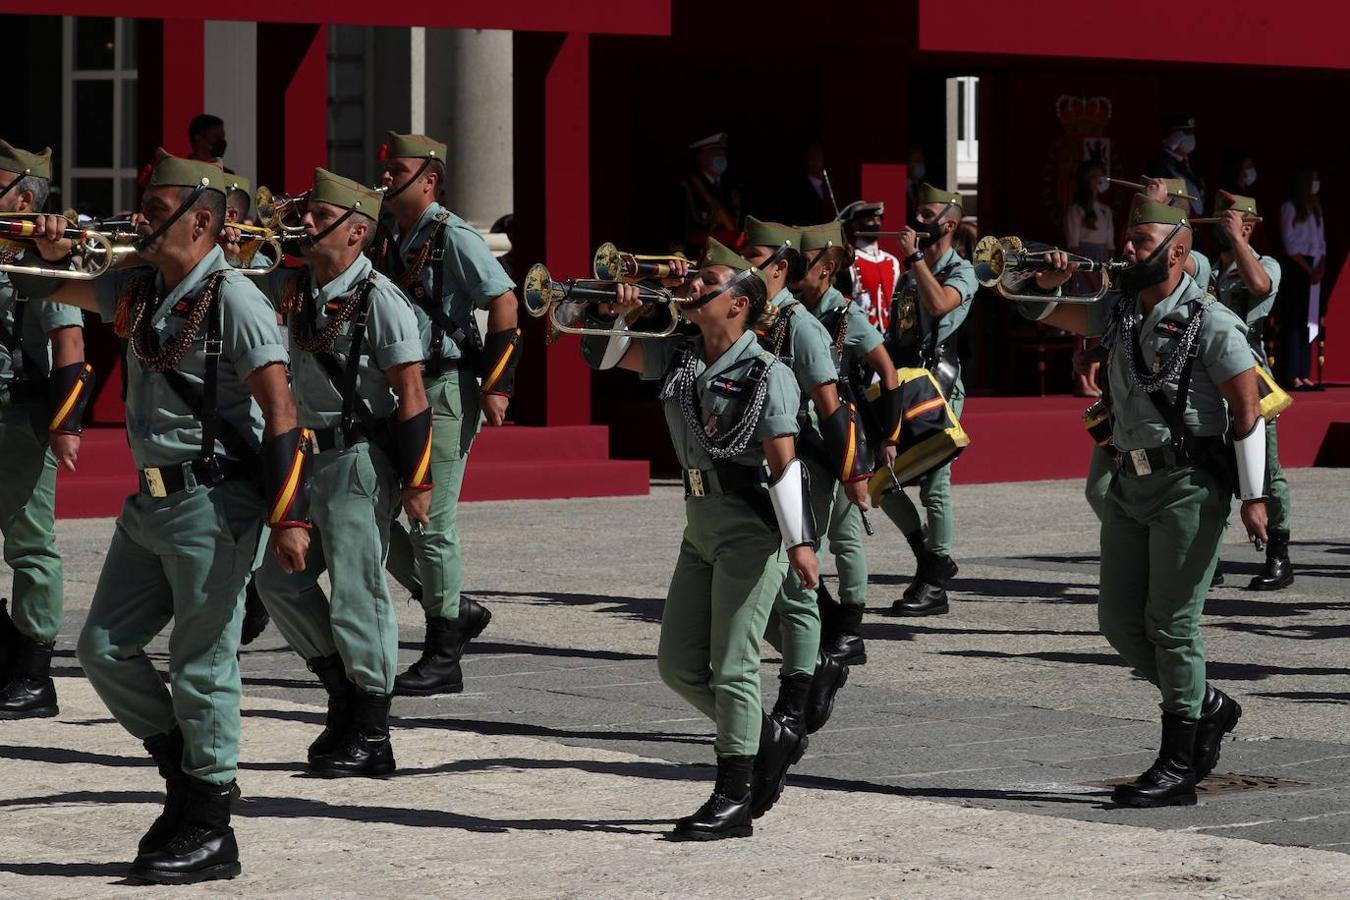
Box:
[203,20,258,185]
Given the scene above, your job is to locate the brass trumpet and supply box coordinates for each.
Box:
[0,213,130,279]
[973,235,1128,304]
[523,263,684,339]
[592,242,697,282]
[255,185,310,233]
[223,223,287,274]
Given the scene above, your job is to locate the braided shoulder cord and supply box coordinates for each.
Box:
[128,272,227,372]
[289,270,374,354]
[1122,302,1207,395]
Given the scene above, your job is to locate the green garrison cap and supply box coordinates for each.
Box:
[386,131,447,162]
[703,237,769,288]
[310,168,383,218]
[798,222,846,253]
[1128,194,1190,229]
[223,173,251,198]
[0,140,52,180]
[743,216,799,249]
[1215,190,1258,216]
[915,182,962,210]
[146,148,225,194]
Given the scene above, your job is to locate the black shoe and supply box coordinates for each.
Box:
[0,598,18,682]
[671,755,755,841]
[1195,685,1242,780]
[892,582,949,617]
[901,532,927,604]
[129,778,241,885]
[139,729,188,855]
[818,585,866,666]
[308,690,396,778]
[1209,565,1225,588]
[1111,713,1199,808]
[749,673,811,818]
[1248,529,1294,591]
[805,651,849,735]
[0,635,58,719]
[306,654,356,762]
[239,579,270,646]
[393,598,493,697]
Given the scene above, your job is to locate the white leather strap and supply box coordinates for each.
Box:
[1234,420,1267,501]
[768,457,816,548]
[599,316,632,370]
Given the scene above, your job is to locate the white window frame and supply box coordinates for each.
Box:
[61,17,139,213]
[955,75,979,187]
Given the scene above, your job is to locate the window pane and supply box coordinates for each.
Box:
[121,80,139,168]
[75,17,116,70]
[119,19,138,70]
[118,179,141,216]
[74,80,115,168]
[72,178,114,218]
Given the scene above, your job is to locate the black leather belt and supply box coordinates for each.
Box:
[311,425,367,453]
[682,464,765,497]
[422,356,474,380]
[1115,445,1184,478]
[138,456,245,498]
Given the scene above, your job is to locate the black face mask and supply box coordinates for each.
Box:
[910,203,953,249]
[1117,225,1181,294]
[209,139,228,158]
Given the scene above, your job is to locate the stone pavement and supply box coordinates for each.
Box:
[2,467,1349,897]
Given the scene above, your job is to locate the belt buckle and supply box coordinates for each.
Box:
[1129,449,1152,477]
[687,468,705,497]
[144,467,168,498]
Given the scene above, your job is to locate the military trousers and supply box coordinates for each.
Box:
[255,442,401,694]
[386,369,481,619]
[763,456,833,677]
[659,493,787,757]
[1265,417,1291,533]
[1085,443,1115,523]
[0,412,63,643]
[1097,462,1229,719]
[880,383,965,555]
[827,480,870,609]
[77,478,265,783]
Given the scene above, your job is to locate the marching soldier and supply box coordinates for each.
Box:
[1211,190,1293,590]
[250,170,431,777]
[579,245,816,841]
[0,141,90,719]
[372,132,522,698]
[27,150,310,883]
[882,183,978,616]
[1025,194,1264,807]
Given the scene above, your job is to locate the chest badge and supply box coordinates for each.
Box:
[703,412,721,439]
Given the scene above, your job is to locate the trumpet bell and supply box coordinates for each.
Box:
[592,243,624,281]
[523,263,556,318]
[972,234,1024,287]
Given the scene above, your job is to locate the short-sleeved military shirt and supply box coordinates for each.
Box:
[767,287,838,396]
[893,247,979,346]
[815,286,883,373]
[1215,251,1281,328]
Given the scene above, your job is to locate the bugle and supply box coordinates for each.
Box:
[973,235,1128,304]
[523,262,683,339]
[0,213,125,279]
[592,242,697,282]
[223,223,287,274]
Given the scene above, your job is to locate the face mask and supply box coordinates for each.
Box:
[1312,180,1321,195]
[910,203,952,249]
[209,139,228,158]
[1176,133,1196,155]
[1096,176,1111,194]
[708,155,728,177]
[1117,226,1180,294]
[909,162,927,182]
[1239,167,1256,188]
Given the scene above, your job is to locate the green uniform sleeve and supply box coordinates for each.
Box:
[34,298,83,333]
[443,223,517,310]
[933,257,978,343]
[93,266,141,324]
[1189,251,1212,292]
[639,334,683,382]
[1246,256,1282,324]
[1200,302,1255,386]
[788,309,839,393]
[219,273,289,380]
[366,280,425,372]
[754,359,802,441]
[843,302,883,361]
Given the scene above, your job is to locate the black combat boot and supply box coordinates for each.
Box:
[129,777,241,885]
[308,689,396,778]
[1111,714,1199,808]
[393,597,493,697]
[0,598,18,681]
[1209,562,1225,589]
[894,532,956,616]
[671,755,755,841]
[1248,529,1294,591]
[804,650,849,735]
[818,581,867,666]
[749,672,812,818]
[139,729,188,855]
[1195,685,1243,779]
[306,654,356,762]
[238,579,270,646]
[0,634,58,719]
[898,531,928,605]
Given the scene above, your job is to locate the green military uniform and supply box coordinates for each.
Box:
[251,174,423,699]
[375,135,516,624]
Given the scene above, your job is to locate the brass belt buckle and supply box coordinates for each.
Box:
[1129,449,1152,477]
[687,468,705,497]
[144,467,168,498]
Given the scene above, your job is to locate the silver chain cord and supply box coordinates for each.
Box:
[1122,303,1206,394]
[662,349,773,460]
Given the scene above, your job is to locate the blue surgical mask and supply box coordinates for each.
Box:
[1239,167,1257,188]
[910,162,926,181]
[1177,133,1197,155]
[709,155,728,177]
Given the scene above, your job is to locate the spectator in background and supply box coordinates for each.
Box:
[669,132,741,259]
[1278,164,1327,390]
[784,142,835,226]
[1218,150,1259,202]
[187,114,229,168]
[839,200,899,331]
[1063,159,1114,397]
[1145,114,1204,214]
[905,147,927,210]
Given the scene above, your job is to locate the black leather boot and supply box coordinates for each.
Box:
[0,634,58,719]
[1209,563,1225,589]
[129,777,241,885]
[899,531,928,605]
[139,729,188,855]
[805,650,849,735]
[894,533,955,616]
[671,755,755,840]
[239,579,270,646]
[749,673,811,818]
[0,598,18,681]
[818,582,866,666]
[1111,714,1199,808]
[1195,685,1243,779]
[308,689,396,778]
[1248,529,1294,591]
[306,654,356,762]
[393,597,493,697]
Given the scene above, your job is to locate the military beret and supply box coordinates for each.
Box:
[145,148,226,195]
[0,140,52,180]
[915,182,962,210]
[798,222,846,253]
[703,237,769,289]
[223,173,251,198]
[838,200,884,222]
[689,132,727,152]
[743,216,799,250]
[385,131,448,162]
[1215,190,1258,216]
[309,168,383,218]
[1129,194,1190,229]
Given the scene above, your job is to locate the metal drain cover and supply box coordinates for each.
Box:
[1091,773,1306,795]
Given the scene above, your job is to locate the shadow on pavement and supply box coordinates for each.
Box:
[941,649,1350,681]
[0,862,129,878]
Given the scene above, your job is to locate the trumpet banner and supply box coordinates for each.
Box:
[865,367,970,505]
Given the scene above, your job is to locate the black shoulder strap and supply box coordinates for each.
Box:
[1131,319,1201,454]
[313,277,380,440]
[1,298,48,382]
